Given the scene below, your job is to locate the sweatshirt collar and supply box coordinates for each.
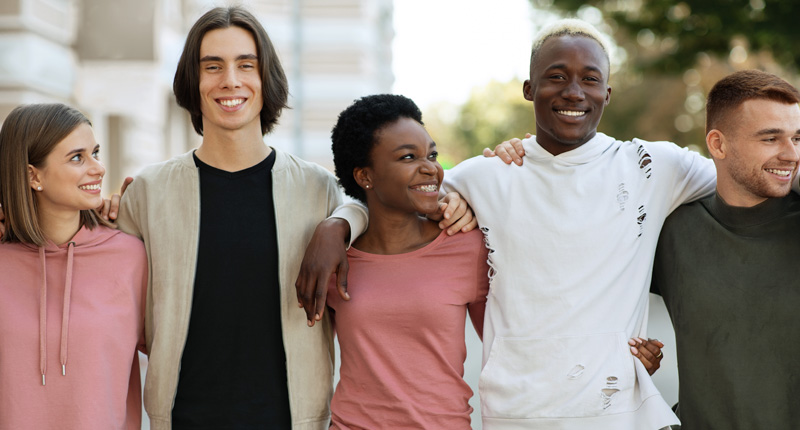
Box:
[703,192,797,229]
[524,132,616,165]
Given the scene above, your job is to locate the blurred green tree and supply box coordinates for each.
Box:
[424,79,533,166]
[427,1,800,163]
[531,0,800,74]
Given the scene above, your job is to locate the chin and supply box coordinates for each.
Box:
[415,205,439,216]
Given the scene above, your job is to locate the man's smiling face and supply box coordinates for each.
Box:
[198,26,264,137]
[524,35,611,155]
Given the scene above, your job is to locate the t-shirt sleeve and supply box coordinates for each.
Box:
[467,232,491,340]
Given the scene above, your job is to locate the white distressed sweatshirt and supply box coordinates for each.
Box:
[443,133,715,430]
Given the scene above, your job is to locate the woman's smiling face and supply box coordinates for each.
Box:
[360,117,443,216]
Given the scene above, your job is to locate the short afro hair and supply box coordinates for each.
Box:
[332,94,423,203]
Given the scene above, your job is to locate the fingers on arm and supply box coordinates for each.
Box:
[629,337,662,375]
[445,205,475,235]
[107,177,133,221]
[437,193,470,234]
[489,138,526,165]
[336,260,350,301]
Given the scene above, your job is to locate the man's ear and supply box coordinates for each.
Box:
[523,80,534,102]
[605,85,612,106]
[353,167,372,191]
[706,129,727,160]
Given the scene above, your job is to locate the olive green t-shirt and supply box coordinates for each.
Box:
[651,192,800,430]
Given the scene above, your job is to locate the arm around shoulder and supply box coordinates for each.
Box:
[641,140,716,208]
[116,178,143,239]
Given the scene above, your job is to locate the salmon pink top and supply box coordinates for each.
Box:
[0,225,147,430]
[328,229,489,430]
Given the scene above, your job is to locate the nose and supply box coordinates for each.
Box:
[779,138,800,162]
[561,79,585,101]
[419,158,439,175]
[220,65,241,89]
[89,156,106,178]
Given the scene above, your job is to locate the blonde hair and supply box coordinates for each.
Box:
[530,19,612,72]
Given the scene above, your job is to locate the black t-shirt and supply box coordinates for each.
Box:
[172,151,291,429]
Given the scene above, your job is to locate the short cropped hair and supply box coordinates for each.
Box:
[706,69,800,134]
[331,94,424,203]
[530,18,612,74]
[173,6,289,136]
[0,104,111,246]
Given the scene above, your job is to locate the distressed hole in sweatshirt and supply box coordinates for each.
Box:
[600,376,619,409]
[480,226,497,282]
[566,364,585,379]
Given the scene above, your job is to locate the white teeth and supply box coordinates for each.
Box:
[557,110,586,117]
[219,98,245,107]
[416,184,438,192]
[79,184,101,191]
[765,168,792,177]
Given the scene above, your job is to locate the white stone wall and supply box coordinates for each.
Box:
[0,0,394,190]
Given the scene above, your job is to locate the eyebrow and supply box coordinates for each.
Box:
[392,142,436,151]
[753,128,789,136]
[200,54,258,62]
[65,144,99,157]
[545,63,604,75]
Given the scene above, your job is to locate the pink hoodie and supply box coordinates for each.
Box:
[0,225,147,430]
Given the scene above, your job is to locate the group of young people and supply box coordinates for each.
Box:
[0,6,797,430]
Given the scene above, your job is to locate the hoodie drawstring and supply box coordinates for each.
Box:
[38,247,47,386]
[38,242,76,385]
[60,242,75,377]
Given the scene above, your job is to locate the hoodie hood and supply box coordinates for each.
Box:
[25,225,122,385]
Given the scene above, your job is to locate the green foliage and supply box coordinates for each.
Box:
[599,75,708,154]
[425,76,709,164]
[532,0,800,74]
[424,79,533,165]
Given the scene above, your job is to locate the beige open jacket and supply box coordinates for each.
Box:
[117,149,366,430]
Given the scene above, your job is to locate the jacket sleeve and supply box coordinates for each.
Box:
[116,178,143,240]
[329,198,367,248]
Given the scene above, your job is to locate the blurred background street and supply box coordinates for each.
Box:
[5,0,797,428]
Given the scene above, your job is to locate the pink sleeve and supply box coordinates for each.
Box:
[467,239,490,340]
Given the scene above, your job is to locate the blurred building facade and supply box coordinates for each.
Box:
[0,0,394,192]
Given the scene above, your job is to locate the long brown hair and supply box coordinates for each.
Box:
[173,6,289,136]
[0,103,111,246]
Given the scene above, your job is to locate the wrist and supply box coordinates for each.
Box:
[319,217,351,243]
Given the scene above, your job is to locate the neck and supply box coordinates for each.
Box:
[195,126,271,171]
[357,209,441,255]
[535,131,596,156]
[38,209,82,246]
[715,172,768,208]
[715,187,768,208]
